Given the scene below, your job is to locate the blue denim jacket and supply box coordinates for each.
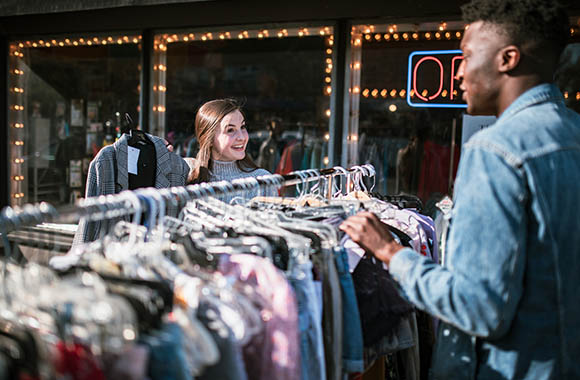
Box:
[389,84,580,379]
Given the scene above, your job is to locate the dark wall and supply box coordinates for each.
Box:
[0,1,467,37]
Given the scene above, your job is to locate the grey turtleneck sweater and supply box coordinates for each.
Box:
[209,160,276,203]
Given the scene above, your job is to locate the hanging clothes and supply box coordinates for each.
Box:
[72,133,190,245]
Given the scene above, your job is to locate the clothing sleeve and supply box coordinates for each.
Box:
[72,158,100,245]
[388,142,527,339]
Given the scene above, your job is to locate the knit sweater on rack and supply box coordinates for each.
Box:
[209,160,275,203]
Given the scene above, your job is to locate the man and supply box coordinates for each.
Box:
[340,0,580,378]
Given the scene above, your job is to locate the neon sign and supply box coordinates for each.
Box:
[407,49,467,108]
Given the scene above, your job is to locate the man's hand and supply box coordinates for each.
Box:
[339,211,404,265]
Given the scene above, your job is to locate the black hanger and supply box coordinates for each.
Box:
[125,113,152,146]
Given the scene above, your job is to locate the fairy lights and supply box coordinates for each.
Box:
[8,33,142,205]
[151,24,335,136]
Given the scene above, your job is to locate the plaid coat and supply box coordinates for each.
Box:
[72,133,189,245]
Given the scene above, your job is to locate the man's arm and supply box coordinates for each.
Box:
[341,142,527,339]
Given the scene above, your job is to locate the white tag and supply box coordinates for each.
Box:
[127,146,140,175]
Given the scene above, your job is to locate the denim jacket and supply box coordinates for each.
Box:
[389,84,580,379]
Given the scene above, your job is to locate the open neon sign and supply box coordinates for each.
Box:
[406,49,467,108]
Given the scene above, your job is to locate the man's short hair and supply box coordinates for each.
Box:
[462,0,570,65]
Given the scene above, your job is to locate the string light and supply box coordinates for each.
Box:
[13,140,24,146]
[353,86,360,94]
[564,91,569,99]
[371,89,378,98]
[13,34,142,50]
[13,193,24,199]
[324,133,330,141]
[325,109,331,117]
[390,89,397,97]
[13,158,24,164]
[12,123,24,128]
[362,89,370,97]
[381,89,387,98]
[13,175,24,181]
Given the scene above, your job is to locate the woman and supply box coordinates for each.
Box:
[185,99,275,202]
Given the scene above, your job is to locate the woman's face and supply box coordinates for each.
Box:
[211,110,248,162]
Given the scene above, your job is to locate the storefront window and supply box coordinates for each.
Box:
[152,25,334,174]
[348,20,580,206]
[8,34,142,206]
[556,20,580,114]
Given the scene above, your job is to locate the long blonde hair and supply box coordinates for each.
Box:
[189,99,257,183]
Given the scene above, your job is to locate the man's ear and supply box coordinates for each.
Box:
[498,45,520,73]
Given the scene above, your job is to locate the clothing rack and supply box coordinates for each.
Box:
[0,164,376,234]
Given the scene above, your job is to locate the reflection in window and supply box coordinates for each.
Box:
[349,20,580,207]
[152,26,333,174]
[8,35,142,206]
[556,24,580,114]
[349,22,466,206]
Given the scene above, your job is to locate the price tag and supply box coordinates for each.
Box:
[128,146,140,175]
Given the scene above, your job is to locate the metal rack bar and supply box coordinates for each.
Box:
[0,164,375,234]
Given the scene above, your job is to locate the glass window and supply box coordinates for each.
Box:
[8,34,142,206]
[556,20,580,114]
[152,25,334,174]
[348,22,466,206]
[348,20,580,206]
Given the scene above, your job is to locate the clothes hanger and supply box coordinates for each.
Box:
[125,113,152,146]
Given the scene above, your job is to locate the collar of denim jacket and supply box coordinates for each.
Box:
[498,83,564,123]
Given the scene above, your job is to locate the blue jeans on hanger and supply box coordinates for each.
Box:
[288,260,326,380]
[139,322,192,380]
[333,246,364,373]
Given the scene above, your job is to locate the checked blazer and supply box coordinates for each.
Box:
[72,133,189,245]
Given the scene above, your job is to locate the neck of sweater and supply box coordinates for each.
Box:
[210,159,243,181]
